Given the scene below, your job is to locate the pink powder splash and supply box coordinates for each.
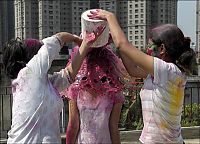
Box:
[61,45,126,99]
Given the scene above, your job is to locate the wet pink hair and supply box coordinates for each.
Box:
[61,45,126,99]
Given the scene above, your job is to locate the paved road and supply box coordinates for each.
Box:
[121,139,200,144]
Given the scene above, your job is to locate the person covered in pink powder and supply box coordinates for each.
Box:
[61,9,126,144]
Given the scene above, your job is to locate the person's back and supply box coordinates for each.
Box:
[6,37,64,143]
[140,57,186,143]
[63,45,125,143]
[72,89,123,143]
[4,31,101,143]
[9,65,63,143]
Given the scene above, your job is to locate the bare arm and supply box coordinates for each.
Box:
[55,28,105,82]
[109,103,123,144]
[88,10,154,76]
[66,100,80,144]
[54,32,85,81]
[55,32,82,48]
[120,52,148,78]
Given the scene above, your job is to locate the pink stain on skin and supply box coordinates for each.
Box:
[66,122,78,144]
[86,33,95,43]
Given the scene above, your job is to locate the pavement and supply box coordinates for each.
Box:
[121,139,200,144]
[1,126,199,144]
[1,138,200,144]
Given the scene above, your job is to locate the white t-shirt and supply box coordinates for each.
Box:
[139,57,186,144]
[7,36,71,143]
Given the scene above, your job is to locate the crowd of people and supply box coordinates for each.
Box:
[2,9,196,144]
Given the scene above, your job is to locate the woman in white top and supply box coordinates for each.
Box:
[3,29,104,143]
[88,10,196,143]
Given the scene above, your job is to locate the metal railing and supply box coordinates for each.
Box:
[0,81,200,138]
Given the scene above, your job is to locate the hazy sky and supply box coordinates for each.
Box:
[177,1,196,43]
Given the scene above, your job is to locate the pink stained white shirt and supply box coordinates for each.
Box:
[66,77,124,143]
[139,57,186,144]
[7,36,71,144]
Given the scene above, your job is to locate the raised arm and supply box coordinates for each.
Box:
[27,32,81,77]
[88,10,154,76]
[49,28,106,92]
[54,32,82,48]
[119,52,148,78]
[66,27,106,81]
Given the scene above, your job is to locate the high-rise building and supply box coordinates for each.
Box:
[14,0,177,51]
[0,0,15,85]
[196,1,200,64]
[0,1,15,48]
[14,0,39,39]
[117,0,177,50]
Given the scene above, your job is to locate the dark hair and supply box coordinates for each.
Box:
[2,38,42,79]
[149,24,196,74]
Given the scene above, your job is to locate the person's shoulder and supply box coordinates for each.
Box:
[154,57,182,75]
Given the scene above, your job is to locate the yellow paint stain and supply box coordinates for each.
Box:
[160,121,168,129]
[168,77,184,118]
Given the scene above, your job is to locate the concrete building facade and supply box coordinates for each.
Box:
[117,0,177,50]
[0,0,15,86]
[14,0,39,39]
[14,0,177,51]
[196,1,200,65]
